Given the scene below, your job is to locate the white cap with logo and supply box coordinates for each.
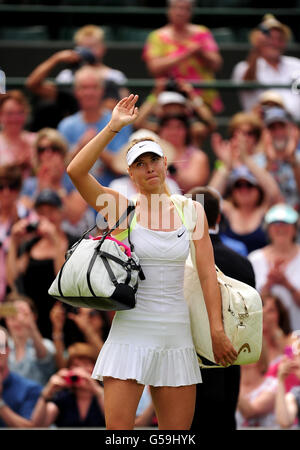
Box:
[126,140,164,166]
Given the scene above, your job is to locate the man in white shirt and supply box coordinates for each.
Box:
[232,14,300,122]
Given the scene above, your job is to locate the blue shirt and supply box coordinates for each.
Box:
[8,337,56,386]
[58,111,132,186]
[1,372,42,427]
[21,174,74,198]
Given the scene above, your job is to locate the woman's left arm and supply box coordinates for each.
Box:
[192,201,237,367]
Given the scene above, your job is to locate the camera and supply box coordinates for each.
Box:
[62,371,81,386]
[26,221,39,233]
[165,77,179,93]
[74,46,97,65]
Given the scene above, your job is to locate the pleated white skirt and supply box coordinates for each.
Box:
[92,310,202,387]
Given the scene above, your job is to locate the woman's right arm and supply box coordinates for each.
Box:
[67,94,139,227]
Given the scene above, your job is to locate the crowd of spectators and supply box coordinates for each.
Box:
[1,0,300,429]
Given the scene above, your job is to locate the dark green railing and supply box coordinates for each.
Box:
[3,78,299,90]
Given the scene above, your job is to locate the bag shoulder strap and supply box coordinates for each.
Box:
[113,212,137,242]
[67,202,135,257]
[170,194,197,232]
[98,202,135,243]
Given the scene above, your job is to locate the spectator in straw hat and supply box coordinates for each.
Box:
[232,14,300,121]
[252,90,286,122]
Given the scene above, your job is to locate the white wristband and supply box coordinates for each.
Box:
[0,399,6,409]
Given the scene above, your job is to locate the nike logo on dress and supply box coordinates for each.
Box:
[177,230,185,238]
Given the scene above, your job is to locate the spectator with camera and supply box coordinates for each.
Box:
[25,24,127,130]
[6,189,77,339]
[232,14,300,122]
[134,78,216,147]
[3,292,56,386]
[55,25,128,95]
[143,0,223,114]
[32,343,105,428]
[251,90,286,122]
[0,326,42,428]
[57,65,132,187]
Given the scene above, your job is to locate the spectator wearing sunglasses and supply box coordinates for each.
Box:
[219,167,280,254]
[20,128,95,239]
[0,91,36,179]
[0,165,29,302]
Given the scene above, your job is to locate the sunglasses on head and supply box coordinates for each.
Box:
[234,180,255,189]
[37,144,63,154]
[0,180,20,191]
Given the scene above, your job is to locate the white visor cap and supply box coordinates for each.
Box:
[126,140,164,166]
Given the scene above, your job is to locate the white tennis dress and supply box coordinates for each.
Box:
[92,215,202,387]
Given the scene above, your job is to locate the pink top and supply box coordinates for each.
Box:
[267,355,300,393]
[143,25,223,112]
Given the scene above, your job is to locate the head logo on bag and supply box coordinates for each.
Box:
[238,343,251,355]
